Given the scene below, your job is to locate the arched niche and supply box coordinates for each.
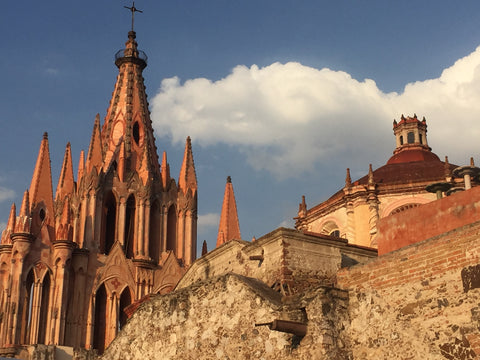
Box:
[118,287,133,330]
[93,283,107,354]
[101,191,117,255]
[37,272,51,344]
[149,199,161,263]
[166,205,177,254]
[124,194,136,259]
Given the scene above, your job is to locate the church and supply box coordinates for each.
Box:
[295,114,465,249]
[2,7,480,360]
[0,25,197,355]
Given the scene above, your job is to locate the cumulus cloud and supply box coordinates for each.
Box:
[151,47,480,177]
[198,213,220,231]
[0,186,15,204]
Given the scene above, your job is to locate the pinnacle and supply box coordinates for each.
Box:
[216,176,241,247]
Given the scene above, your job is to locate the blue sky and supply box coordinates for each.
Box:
[1,1,480,254]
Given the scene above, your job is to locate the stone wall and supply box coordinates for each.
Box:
[102,273,295,360]
[177,227,376,295]
[101,273,354,360]
[337,220,480,359]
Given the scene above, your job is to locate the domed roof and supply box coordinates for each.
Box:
[356,157,454,186]
[386,147,441,165]
[354,144,456,186]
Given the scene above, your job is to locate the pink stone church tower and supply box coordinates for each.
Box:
[0,27,197,355]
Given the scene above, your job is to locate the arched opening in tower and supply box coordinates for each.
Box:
[125,195,136,259]
[38,271,51,344]
[23,269,35,344]
[93,283,107,354]
[166,205,177,254]
[118,287,132,331]
[149,199,161,263]
[101,191,117,255]
[64,262,76,347]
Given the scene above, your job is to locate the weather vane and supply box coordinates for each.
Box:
[124,1,143,32]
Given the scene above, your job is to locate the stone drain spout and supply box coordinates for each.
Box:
[255,319,307,337]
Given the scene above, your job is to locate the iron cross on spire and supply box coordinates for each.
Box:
[124,2,143,32]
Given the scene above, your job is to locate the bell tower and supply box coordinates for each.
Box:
[392,114,430,153]
[0,6,197,355]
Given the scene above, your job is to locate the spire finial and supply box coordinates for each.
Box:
[124,2,143,32]
[345,168,352,187]
[368,164,374,185]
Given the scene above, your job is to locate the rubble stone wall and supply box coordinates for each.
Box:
[337,220,480,359]
[101,273,354,360]
[102,274,296,360]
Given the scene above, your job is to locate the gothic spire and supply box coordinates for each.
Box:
[0,203,16,244]
[56,198,72,241]
[77,150,85,185]
[161,151,171,190]
[15,190,31,233]
[55,142,75,202]
[101,28,160,181]
[86,114,103,174]
[216,176,241,247]
[178,137,197,195]
[29,132,54,228]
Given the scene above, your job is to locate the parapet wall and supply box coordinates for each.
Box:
[377,185,480,255]
[337,220,480,359]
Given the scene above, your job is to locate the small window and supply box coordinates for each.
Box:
[329,230,340,237]
[407,132,414,144]
[39,208,46,222]
[419,134,423,144]
[132,122,140,145]
[400,135,404,145]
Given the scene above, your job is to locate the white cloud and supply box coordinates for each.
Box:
[45,67,59,76]
[198,213,220,230]
[151,47,480,177]
[0,222,5,234]
[0,186,14,203]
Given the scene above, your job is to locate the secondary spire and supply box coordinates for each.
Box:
[216,176,241,247]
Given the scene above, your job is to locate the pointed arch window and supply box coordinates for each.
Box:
[38,272,51,344]
[23,269,35,344]
[125,195,136,259]
[149,199,161,263]
[166,205,177,254]
[118,287,132,331]
[64,263,76,347]
[93,284,107,354]
[101,191,117,255]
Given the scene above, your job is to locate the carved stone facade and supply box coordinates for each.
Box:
[295,115,464,248]
[0,30,197,356]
